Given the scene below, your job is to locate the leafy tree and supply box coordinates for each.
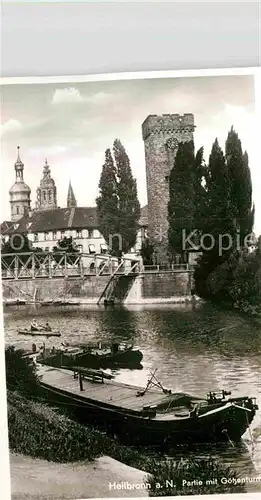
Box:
[228,248,261,311]
[1,234,43,269]
[5,345,39,396]
[53,236,79,264]
[140,238,154,266]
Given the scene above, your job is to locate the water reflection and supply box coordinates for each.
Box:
[3,301,261,489]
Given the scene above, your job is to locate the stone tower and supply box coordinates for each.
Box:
[67,180,77,208]
[142,114,195,262]
[9,146,31,221]
[36,159,57,210]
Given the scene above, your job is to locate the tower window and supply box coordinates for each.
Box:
[43,191,46,201]
[48,190,52,201]
[16,207,19,214]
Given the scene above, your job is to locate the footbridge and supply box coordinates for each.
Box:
[1,252,193,305]
[1,251,141,280]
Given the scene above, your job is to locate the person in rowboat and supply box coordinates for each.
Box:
[31,319,39,331]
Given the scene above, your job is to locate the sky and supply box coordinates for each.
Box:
[1,73,260,235]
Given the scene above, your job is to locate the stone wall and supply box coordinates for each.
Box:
[125,271,193,304]
[2,276,109,304]
[2,271,193,305]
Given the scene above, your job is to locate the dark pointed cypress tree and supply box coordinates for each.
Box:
[96,148,119,254]
[193,146,208,234]
[225,127,254,242]
[194,139,232,298]
[168,140,196,261]
[194,129,255,300]
[113,139,140,254]
[241,151,255,238]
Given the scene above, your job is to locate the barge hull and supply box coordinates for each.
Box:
[39,381,255,446]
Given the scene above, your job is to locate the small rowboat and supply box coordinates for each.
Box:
[17,328,61,338]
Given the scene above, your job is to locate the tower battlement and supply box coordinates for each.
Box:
[142,113,195,140]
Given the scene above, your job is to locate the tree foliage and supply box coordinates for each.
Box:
[5,345,39,396]
[1,234,43,269]
[168,140,207,261]
[225,127,254,242]
[96,149,118,253]
[140,238,154,266]
[194,128,256,303]
[96,140,140,256]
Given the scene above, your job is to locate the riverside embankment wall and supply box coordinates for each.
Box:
[2,271,193,305]
[125,272,193,304]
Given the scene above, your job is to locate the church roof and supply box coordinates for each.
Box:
[1,206,148,235]
[1,220,14,234]
[3,207,98,234]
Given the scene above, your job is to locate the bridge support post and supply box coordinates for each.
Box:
[48,253,52,278]
[14,255,18,280]
[32,253,35,279]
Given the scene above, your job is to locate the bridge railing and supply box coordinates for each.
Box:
[0,251,193,280]
[143,263,193,272]
[0,251,141,280]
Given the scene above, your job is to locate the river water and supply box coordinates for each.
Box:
[4,301,261,492]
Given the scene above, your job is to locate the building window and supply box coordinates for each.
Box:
[60,231,65,240]
[100,244,108,254]
[44,232,48,241]
[89,229,93,238]
[16,206,19,215]
[43,191,46,201]
[76,229,82,238]
[88,244,95,255]
[53,231,57,240]
[93,229,100,238]
[48,190,52,201]
[34,233,38,242]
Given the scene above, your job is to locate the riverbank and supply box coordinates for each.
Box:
[10,452,148,499]
[7,388,246,498]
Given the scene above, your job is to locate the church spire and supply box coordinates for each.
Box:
[14,145,24,182]
[67,180,77,208]
[9,146,31,221]
[36,159,57,210]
